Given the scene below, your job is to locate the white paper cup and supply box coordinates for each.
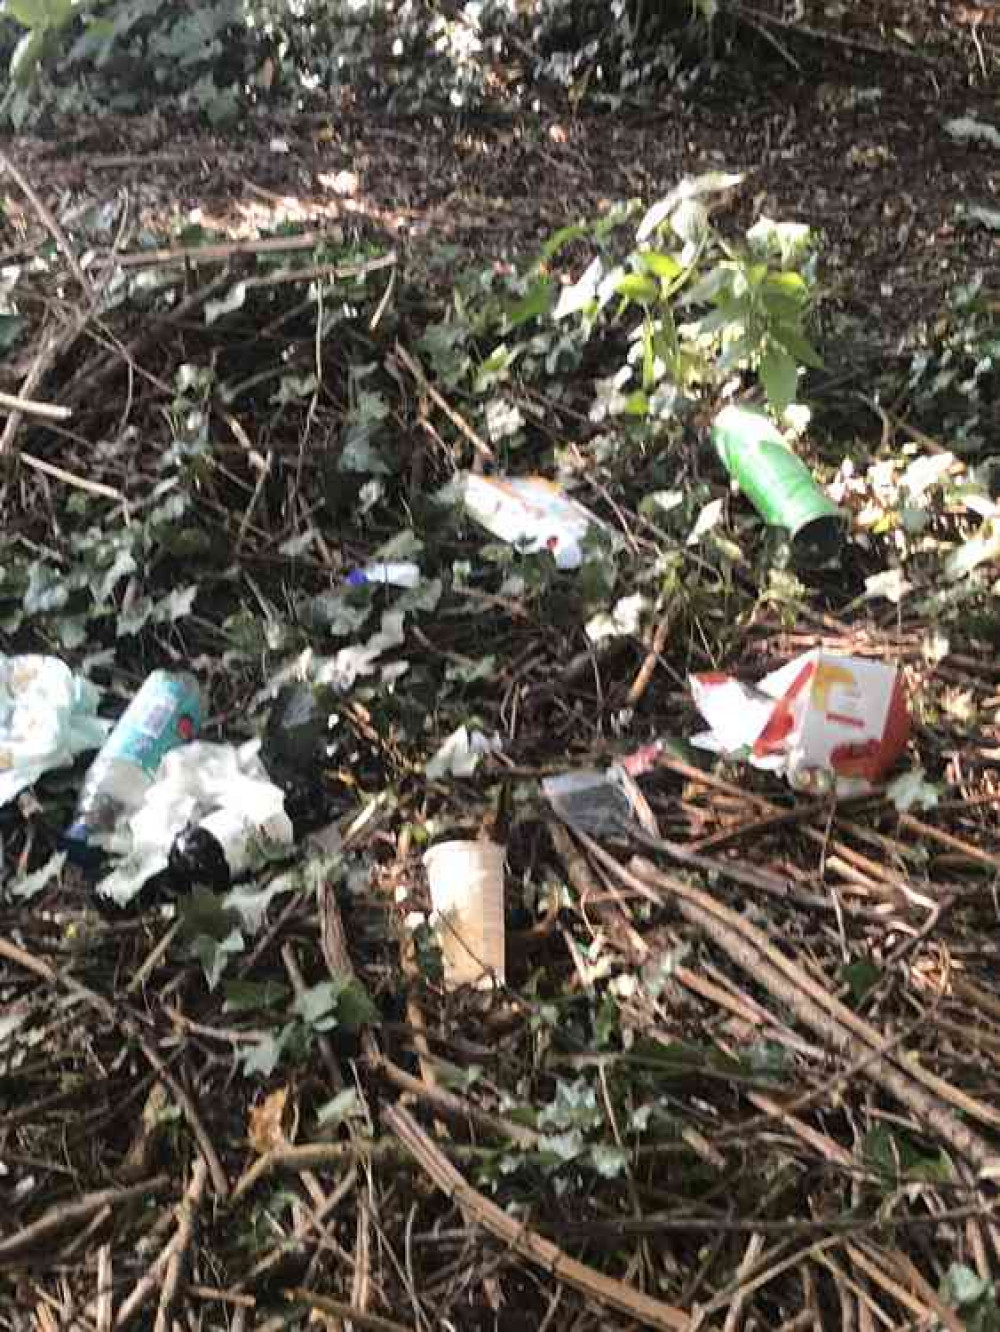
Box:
[422,840,506,989]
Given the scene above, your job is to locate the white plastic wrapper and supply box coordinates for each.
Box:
[0,655,111,806]
[462,474,601,570]
[97,740,293,905]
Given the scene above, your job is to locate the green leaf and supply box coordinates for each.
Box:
[6,0,46,27]
[941,1264,990,1308]
[222,981,289,1013]
[840,958,881,1005]
[333,978,380,1030]
[503,279,553,328]
[316,1087,364,1126]
[239,1024,295,1078]
[759,343,799,413]
[0,314,26,352]
[590,1143,627,1178]
[636,250,683,281]
[293,981,342,1027]
[769,322,824,369]
[641,318,655,391]
[616,274,658,303]
[192,928,245,992]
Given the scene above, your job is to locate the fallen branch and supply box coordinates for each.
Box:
[384,1101,696,1331]
[588,841,1000,1172]
[0,389,71,421]
[0,1176,171,1264]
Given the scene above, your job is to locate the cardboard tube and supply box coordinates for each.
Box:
[423,840,506,989]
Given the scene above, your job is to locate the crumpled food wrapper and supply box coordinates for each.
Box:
[462,474,601,570]
[97,740,293,905]
[0,655,111,806]
[690,650,910,795]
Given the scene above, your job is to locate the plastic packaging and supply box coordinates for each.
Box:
[712,405,846,564]
[690,650,910,795]
[462,473,601,570]
[423,839,505,989]
[97,741,293,905]
[64,670,202,859]
[0,655,111,806]
[543,765,659,839]
[346,562,421,589]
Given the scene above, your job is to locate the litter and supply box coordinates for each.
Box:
[96,740,293,905]
[462,473,602,570]
[712,405,846,564]
[543,758,660,839]
[64,670,203,861]
[346,561,421,589]
[423,838,506,989]
[690,650,910,795]
[0,655,111,807]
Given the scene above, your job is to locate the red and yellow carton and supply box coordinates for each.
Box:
[690,650,910,795]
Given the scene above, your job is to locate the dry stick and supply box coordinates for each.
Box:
[627,605,675,706]
[0,390,71,421]
[108,233,396,273]
[231,1140,377,1205]
[722,1232,766,1332]
[95,1244,113,1332]
[152,1157,209,1332]
[19,450,123,501]
[659,757,918,897]
[0,316,88,457]
[370,1053,541,1150]
[136,1036,229,1198]
[613,835,987,1126]
[844,1244,934,1326]
[62,273,226,406]
[394,341,495,461]
[286,1288,414,1332]
[384,1102,696,1332]
[0,1177,170,1264]
[0,149,94,298]
[898,812,1000,872]
[592,843,1000,1169]
[115,1159,206,1329]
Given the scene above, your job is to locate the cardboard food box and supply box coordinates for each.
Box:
[690,650,910,795]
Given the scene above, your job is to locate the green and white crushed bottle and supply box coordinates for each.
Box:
[63,670,203,862]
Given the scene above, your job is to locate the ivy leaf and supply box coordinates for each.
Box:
[887,767,940,813]
[316,1087,364,1126]
[0,314,26,352]
[590,1143,627,1178]
[204,282,247,325]
[223,980,289,1013]
[239,1024,295,1078]
[192,928,245,992]
[616,273,658,304]
[759,343,799,414]
[333,978,380,1030]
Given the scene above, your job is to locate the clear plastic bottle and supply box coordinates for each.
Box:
[64,670,203,861]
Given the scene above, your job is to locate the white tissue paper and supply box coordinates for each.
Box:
[97,740,293,905]
[0,655,111,806]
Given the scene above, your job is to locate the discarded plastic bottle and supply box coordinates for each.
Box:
[712,405,846,565]
[64,670,203,862]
